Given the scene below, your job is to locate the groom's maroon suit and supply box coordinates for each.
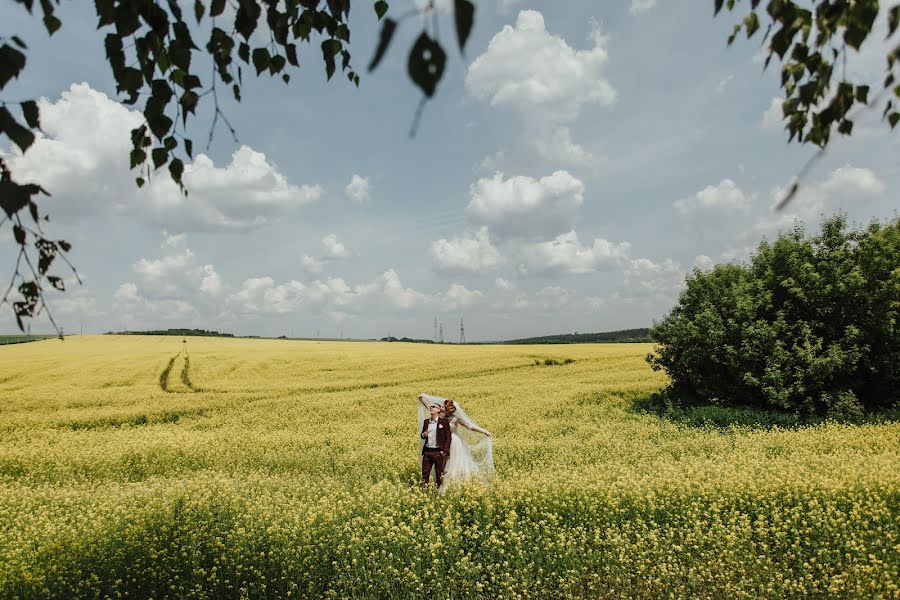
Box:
[421,416,452,487]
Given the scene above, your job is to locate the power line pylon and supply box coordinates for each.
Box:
[439,323,443,344]
[459,316,465,344]
[433,316,438,343]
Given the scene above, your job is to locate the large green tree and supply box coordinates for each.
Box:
[648,215,900,419]
[0,0,897,331]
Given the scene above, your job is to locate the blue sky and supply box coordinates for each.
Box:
[2,1,897,340]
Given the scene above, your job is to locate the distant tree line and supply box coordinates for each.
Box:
[106,328,235,338]
[648,215,900,420]
[380,336,436,343]
[498,329,652,345]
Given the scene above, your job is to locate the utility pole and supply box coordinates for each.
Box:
[439,323,443,344]
[433,316,438,343]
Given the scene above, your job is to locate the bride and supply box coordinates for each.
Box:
[418,392,494,487]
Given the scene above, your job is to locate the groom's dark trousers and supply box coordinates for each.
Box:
[421,417,452,487]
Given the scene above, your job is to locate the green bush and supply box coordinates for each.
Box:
[648,215,900,419]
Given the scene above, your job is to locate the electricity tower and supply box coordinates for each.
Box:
[439,323,443,344]
[459,317,465,344]
[433,316,438,343]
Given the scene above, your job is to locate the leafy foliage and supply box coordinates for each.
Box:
[717,0,899,147]
[648,215,900,419]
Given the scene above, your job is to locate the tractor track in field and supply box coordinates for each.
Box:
[159,349,197,393]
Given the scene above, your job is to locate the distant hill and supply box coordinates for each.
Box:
[105,328,235,338]
[495,328,652,344]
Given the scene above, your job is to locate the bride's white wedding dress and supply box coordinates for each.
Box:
[418,393,494,488]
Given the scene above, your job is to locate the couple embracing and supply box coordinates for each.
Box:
[418,392,495,490]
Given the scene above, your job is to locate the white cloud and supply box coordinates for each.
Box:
[430,227,504,273]
[674,179,750,215]
[322,233,352,259]
[439,283,484,310]
[466,171,585,239]
[3,83,321,232]
[534,126,594,165]
[199,265,223,296]
[819,165,887,198]
[693,254,716,270]
[630,0,656,15]
[759,165,887,236]
[761,97,783,131]
[300,254,324,274]
[466,10,616,123]
[144,146,321,232]
[518,230,631,276]
[113,281,197,320]
[494,277,515,290]
[344,174,371,204]
[227,269,429,317]
[110,232,223,326]
[715,74,735,94]
[620,257,685,303]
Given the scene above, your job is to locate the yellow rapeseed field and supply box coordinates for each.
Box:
[0,335,897,599]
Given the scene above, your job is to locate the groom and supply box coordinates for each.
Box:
[421,401,452,488]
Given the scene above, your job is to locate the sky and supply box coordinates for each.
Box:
[1,1,897,341]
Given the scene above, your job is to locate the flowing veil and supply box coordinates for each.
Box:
[418,393,495,483]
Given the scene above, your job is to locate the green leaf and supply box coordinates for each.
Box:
[286,43,299,67]
[0,181,30,218]
[184,138,193,158]
[252,47,270,75]
[743,12,759,38]
[169,158,185,184]
[714,0,724,15]
[0,106,35,152]
[238,42,250,63]
[407,32,446,98]
[890,5,900,38]
[0,44,27,90]
[368,18,396,72]
[889,112,900,128]
[210,0,226,17]
[13,225,26,245]
[130,148,147,169]
[58,240,71,252]
[855,85,869,104]
[269,54,286,75]
[47,276,65,291]
[454,0,475,54]
[11,36,27,50]
[374,0,389,19]
[194,0,205,23]
[837,119,853,135]
[136,177,146,188]
[43,14,62,36]
[21,100,39,129]
[152,147,169,169]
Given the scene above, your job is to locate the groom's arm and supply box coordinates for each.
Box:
[441,419,452,455]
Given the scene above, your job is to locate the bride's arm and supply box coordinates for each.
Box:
[458,418,492,437]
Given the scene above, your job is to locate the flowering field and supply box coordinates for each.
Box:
[0,336,897,599]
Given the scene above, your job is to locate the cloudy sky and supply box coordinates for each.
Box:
[2,1,897,340]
